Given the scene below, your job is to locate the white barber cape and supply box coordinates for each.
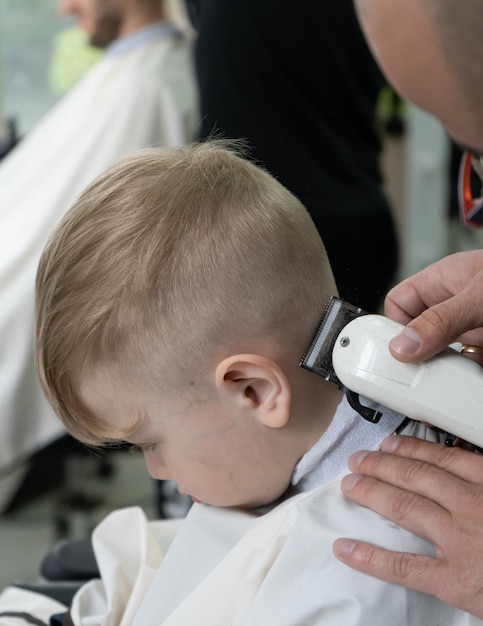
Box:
[2,397,479,625]
[0,22,198,476]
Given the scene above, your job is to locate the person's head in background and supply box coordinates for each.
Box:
[35,141,341,509]
[354,0,483,152]
[58,0,164,48]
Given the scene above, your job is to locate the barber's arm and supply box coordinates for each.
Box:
[333,250,483,618]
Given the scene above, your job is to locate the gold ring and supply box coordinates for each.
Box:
[461,345,483,355]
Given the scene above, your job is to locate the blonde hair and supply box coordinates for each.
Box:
[36,141,337,445]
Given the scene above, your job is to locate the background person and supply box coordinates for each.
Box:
[332,0,483,618]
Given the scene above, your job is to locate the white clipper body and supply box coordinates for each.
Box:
[301,297,483,447]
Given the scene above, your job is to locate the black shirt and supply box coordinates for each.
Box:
[190,0,399,311]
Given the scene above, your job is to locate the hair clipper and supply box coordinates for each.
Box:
[300,296,483,447]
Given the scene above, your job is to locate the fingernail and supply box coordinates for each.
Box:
[333,539,356,558]
[341,473,362,492]
[390,327,421,356]
[348,450,368,469]
[381,435,401,453]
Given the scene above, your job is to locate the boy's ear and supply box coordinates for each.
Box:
[215,354,291,428]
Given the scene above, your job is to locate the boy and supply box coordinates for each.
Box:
[34,142,476,624]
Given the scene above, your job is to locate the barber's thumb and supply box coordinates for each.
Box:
[389,326,423,360]
[389,305,455,362]
[389,296,468,362]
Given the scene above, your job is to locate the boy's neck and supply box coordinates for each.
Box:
[287,359,344,460]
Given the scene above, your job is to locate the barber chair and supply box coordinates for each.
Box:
[3,435,115,539]
[11,480,191,607]
[14,537,98,607]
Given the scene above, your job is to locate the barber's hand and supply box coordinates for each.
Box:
[333,435,483,618]
[385,250,483,365]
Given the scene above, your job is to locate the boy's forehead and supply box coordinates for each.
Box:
[76,367,139,426]
[76,365,189,435]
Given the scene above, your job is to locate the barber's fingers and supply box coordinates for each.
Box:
[337,433,483,618]
[341,444,483,528]
[385,253,483,363]
[340,472,450,544]
[379,435,483,484]
[333,540,440,596]
[387,295,483,362]
[384,272,454,326]
[333,528,483,618]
